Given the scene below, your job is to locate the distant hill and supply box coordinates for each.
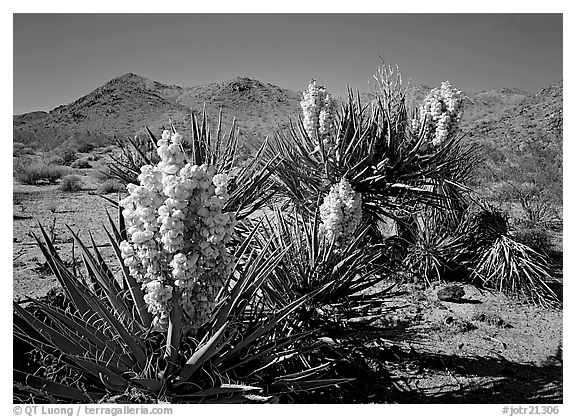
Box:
[463,81,563,202]
[14,74,562,201]
[13,73,302,150]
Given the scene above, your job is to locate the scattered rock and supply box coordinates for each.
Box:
[437,285,465,302]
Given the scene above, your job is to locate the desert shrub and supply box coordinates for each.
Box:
[20,147,36,155]
[100,145,115,153]
[15,163,69,185]
[13,142,26,156]
[46,155,65,165]
[53,147,78,166]
[92,167,111,182]
[59,174,82,192]
[97,179,125,194]
[75,141,95,153]
[496,182,561,230]
[70,158,91,169]
[512,227,554,255]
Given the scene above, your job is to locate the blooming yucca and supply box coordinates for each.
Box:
[319,178,362,246]
[413,81,464,147]
[119,130,236,333]
[301,80,336,153]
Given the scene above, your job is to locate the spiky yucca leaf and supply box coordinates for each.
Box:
[14,211,350,403]
[471,235,559,306]
[253,208,391,325]
[106,110,277,223]
[266,82,481,232]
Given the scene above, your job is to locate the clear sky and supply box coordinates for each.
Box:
[13,13,563,115]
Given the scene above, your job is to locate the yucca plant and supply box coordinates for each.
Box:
[106,109,278,223]
[403,226,450,286]
[265,64,481,240]
[471,235,559,305]
[13,209,352,404]
[251,207,394,330]
[458,205,560,306]
[401,203,560,305]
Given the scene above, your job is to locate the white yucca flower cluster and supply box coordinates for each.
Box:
[319,178,362,246]
[301,80,336,152]
[412,81,464,147]
[119,130,236,333]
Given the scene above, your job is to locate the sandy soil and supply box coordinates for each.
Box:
[380,282,562,403]
[13,161,123,300]
[12,158,563,403]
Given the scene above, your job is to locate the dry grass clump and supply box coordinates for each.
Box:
[97,179,125,194]
[15,163,69,185]
[59,174,82,192]
[70,158,91,169]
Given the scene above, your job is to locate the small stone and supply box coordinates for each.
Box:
[437,284,465,302]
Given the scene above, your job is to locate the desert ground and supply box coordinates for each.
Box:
[12,148,563,403]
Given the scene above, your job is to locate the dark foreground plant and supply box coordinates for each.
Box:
[251,208,395,331]
[13,212,351,404]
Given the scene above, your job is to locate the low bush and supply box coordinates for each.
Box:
[513,227,554,255]
[15,164,69,185]
[75,141,95,153]
[54,147,78,166]
[13,142,26,156]
[70,158,91,169]
[92,168,110,182]
[20,147,36,155]
[59,174,82,192]
[97,179,125,194]
[46,155,65,166]
[100,145,115,153]
[13,142,36,156]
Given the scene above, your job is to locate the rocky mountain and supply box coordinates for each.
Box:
[13,73,302,150]
[463,82,562,147]
[14,74,562,201]
[463,81,562,202]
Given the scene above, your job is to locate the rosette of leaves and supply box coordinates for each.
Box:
[13,209,352,404]
[459,205,560,305]
[107,109,278,223]
[264,64,481,239]
[253,207,392,329]
[402,203,560,305]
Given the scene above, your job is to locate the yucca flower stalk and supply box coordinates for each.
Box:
[118,128,237,335]
[318,177,363,247]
